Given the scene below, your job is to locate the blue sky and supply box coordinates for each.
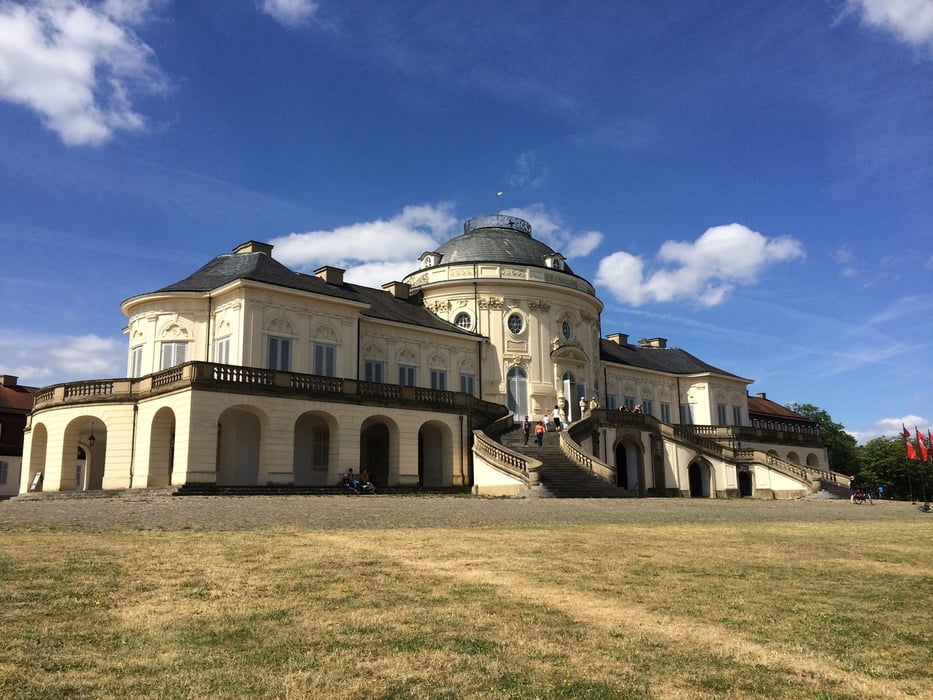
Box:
[1,0,931,443]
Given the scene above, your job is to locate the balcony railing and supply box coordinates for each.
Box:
[31,361,508,424]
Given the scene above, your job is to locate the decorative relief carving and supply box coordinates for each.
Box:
[451,269,474,278]
[503,268,526,278]
[506,340,527,353]
[478,297,503,310]
[429,353,449,369]
[528,300,551,312]
[427,299,451,313]
[410,273,429,286]
[363,344,385,361]
[267,317,294,335]
[314,325,339,342]
[456,298,469,308]
[506,298,522,309]
[580,311,596,324]
[397,348,417,364]
[505,356,531,371]
[161,323,189,339]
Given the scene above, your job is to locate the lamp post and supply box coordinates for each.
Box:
[88,420,96,448]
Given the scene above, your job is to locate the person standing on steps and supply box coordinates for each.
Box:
[521,415,531,446]
[535,421,546,447]
[552,405,562,432]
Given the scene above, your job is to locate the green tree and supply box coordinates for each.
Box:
[857,435,932,502]
[787,403,860,474]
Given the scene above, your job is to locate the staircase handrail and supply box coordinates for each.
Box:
[559,418,617,483]
[473,428,540,485]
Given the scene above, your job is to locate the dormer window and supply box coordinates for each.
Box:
[419,251,442,269]
[544,253,566,271]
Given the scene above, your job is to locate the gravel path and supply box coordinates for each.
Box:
[0,492,926,531]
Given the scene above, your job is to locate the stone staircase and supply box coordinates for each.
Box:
[500,427,631,498]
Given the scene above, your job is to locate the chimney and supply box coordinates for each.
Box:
[1,375,18,388]
[605,333,629,345]
[756,392,767,400]
[639,337,668,348]
[315,266,345,285]
[233,241,274,256]
[382,281,411,300]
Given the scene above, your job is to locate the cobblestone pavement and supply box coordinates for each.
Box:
[0,492,926,531]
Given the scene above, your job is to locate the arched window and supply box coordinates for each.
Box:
[454,312,472,330]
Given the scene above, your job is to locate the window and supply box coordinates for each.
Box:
[606,394,617,410]
[460,374,475,395]
[453,312,472,330]
[507,313,524,335]
[399,365,416,386]
[641,399,654,416]
[430,370,447,390]
[733,405,743,426]
[313,343,336,376]
[561,320,573,341]
[215,337,230,365]
[660,402,672,423]
[160,341,187,370]
[717,403,728,425]
[624,396,636,410]
[312,429,329,467]
[130,346,143,378]
[267,336,291,371]
[0,461,7,485]
[364,361,384,383]
[680,403,694,425]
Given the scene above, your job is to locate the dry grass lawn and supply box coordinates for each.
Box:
[0,500,931,698]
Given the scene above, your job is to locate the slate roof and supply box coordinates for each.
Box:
[135,250,481,337]
[599,338,745,379]
[433,219,575,274]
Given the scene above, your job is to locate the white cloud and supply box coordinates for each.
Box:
[595,223,805,307]
[0,0,165,146]
[259,0,318,27]
[501,205,603,259]
[0,332,124,387]
[850,0,933,50]
[507,150,548,190]
[270,203,459,281]
[850,414,931,444]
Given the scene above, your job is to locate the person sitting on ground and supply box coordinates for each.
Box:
[343,468,360,490]
[359,467,372,488]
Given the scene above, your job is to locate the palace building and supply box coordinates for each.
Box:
[20,215,837,498]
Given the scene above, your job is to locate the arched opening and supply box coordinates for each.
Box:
[294,412,333,486]
[614,440,643,492]
[217,407,262,486]
[148,407,176,487]
[26,423,48,492]
[806,453,820,468]
[562,371,586,422]
[63,417,106,491]
[361,421,391,487]
[506,367,528,421]
[738,470,753,497]
[787,451,800,464]
[688,460,712,498]
[418,422,451,488]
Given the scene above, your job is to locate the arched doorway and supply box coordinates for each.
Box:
[738,470,753,497]
[361,421,391,487]
[64,417,105,491]
[148,407,176,487]
[562,372,586,422]
[688,460,712,498]
[418,422,451,488]
[294,412,333,486]
[614,440,642,492]
[217,407,262,486]
[506,367,528,421]
[26,423,48,492]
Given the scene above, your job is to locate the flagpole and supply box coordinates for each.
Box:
[906,454,915,504]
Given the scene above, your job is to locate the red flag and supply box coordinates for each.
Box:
[904,425,917,460]
[928,430,933,462]
[916,427,929,462]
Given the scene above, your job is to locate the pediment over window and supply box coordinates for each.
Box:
[550,344,588,363]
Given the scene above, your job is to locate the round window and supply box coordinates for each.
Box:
[454,312,472,330]
[507,313,524,335]
[562,320,573,340]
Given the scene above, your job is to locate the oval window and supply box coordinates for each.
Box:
[507,313,524,335]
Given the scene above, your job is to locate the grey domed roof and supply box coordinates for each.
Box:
[432,215,573,274]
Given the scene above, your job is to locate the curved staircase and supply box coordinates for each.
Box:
[499,427,631,498]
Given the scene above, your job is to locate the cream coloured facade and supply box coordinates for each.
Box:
[21,215,839,498]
